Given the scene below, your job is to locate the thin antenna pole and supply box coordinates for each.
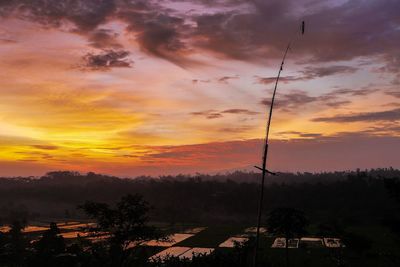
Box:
[253,42,291,267]
[253,20,305,266]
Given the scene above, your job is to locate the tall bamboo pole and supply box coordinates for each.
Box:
[253,21,304,267]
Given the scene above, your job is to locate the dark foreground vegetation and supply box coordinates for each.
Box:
[1,168,400,266]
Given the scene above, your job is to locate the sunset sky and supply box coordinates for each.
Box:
[0,0,399,177]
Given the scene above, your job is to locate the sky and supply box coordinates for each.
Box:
[0,0,399,177]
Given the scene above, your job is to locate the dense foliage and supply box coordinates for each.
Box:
[0,168,399,224]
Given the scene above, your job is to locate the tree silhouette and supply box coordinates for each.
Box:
[35,222,66,255]
[79,194,161,266]
[30,222,67,266]
[1,221,28,267]
[383,178,400,238]
[266,208,308,267]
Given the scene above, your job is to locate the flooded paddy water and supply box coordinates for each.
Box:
[1,222,346,263]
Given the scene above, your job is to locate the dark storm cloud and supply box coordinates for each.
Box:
[382,102,400,108]
[1,0,399,69]
[191,108,259,119]
[297,133,323,138]
[378,54,400,84]
[330,88,375,96]
[312,108,400,123]
[277,131,323,138]
[218,125,255,134]
[0,37,17,44]
[300,65,358,79]
[386,90,400,98]
[191,0,400,71]
[218,75,239,83]
[86,28,121,49]
[221,109,259,115]
[0,0,193,64]
[320,88,376,102]
[0,0,116,31]
[205,113,223,119]
[31,145,59,150]
[260,87,377,112]
[324,100,352,108]
[190,110,223,119]
[80,49,132,70]
[124,14,184,52]
[255,65,358,85]
[118,6,195,66]
[192,79,210,84]
[261,91,317,111]
[362,122,400,136]
[15,150,54,160]
[176,0,246,7]
[255,75,301,85]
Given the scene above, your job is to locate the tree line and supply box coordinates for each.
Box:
[0,168,399,225]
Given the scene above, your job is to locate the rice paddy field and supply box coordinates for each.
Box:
[143,224,400,267]
[2,221,400,266]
